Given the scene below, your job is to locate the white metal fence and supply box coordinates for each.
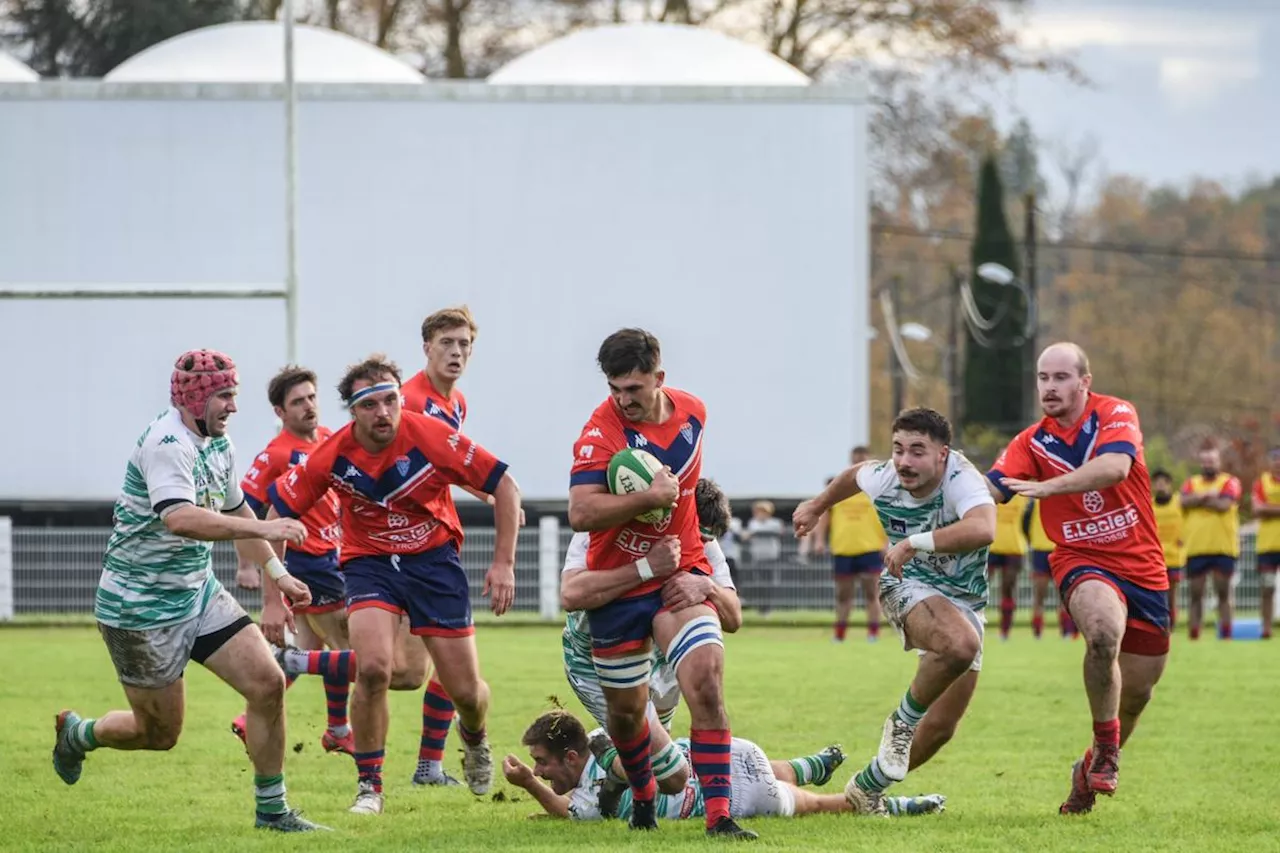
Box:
[0,518,1266,620]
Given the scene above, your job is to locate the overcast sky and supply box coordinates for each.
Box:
[984,0,1279,194]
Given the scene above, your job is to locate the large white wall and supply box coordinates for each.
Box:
[0,82,868,501]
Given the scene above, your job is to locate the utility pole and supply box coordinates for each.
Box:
[890,276,905,417]
[1023,192,1039,424]
[948,265,963,433]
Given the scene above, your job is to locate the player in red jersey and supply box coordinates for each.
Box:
[267,354,521,817]
[399,306,489,788]
[567,329,756,841]
[231,366,353,756]
[987,343,1169,815]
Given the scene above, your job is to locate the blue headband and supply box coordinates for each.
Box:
[345,381,400,409]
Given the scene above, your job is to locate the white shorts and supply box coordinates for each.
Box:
[880,577,985,672]
[729,738,795,818]
[566,669,663,731]
[99,585,250,688]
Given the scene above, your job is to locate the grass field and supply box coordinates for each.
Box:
[5,623,1278,852]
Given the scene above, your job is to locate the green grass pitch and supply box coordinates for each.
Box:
[4,624,1277,852]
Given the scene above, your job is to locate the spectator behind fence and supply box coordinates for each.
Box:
[744,500,784,616]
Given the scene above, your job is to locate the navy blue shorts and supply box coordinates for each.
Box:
[1060,565,1170,656]
[1167,565,1184,581]
[833,552,882,576]
[1031,551,1053,575]
[343,543,473,637]
[988,553,1024,572]
[1256,551,1280,572]
[587,588,663,660]
[1186,554,1235,577]
[286,549,345,614]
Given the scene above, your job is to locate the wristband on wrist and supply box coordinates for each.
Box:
[907,532,936,553]
[264,556,288,580]
[636,558,654,582]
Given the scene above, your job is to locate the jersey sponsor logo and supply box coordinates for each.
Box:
[387,512,410,528]
[1103,421,1135,432]
[579,445,595,459]
[246,466,261,480]
[584,428,603,439]
[1111,404,1133,415]
[614,528,664,558]
[159,435,179,445]
[632,434,649,448]
[1060,504,1141,545]
[369,519,440,546]
[257,452,271,463]
[463,441,477,467]
[448,433,461,451]
[889,518,907,535]
[1083,490,1105,513]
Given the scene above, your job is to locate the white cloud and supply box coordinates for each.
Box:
[1017,4,1261,106]
[1159,56,1260,108]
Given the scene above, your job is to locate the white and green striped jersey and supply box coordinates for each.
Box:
[855,452,994,607]
[567,729,702,821]
[96,408,246,630]
[560,533,734,680]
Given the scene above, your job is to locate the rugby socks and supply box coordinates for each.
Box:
[893,689,928,728]
[868,619,880,641]
[68,717,100,752]
[254,773,288,820]
[1032,612,1045,638]
[787,753,828,786]
[1092,718,1120,750]
[853,757,894,794]
[355,750,385,794]
[283,648,357,682]
[1059,608,1077,638]
[834,620,848,642]
[324,672,350,736]
[1189,623,1201,641]
[417,679,455,778]
[1219,619,1232,640]
[1000,597,1016,639]
[615,723,657,803]
[457,718,486,747]
[690,728,732,826]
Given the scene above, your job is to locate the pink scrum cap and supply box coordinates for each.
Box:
[170,349,239,423]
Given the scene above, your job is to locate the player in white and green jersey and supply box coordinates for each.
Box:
[502,710,944,823]
[794,408,997,816]
[52,349,328,833]
[559,478,744,795]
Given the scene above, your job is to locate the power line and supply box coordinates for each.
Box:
[872,224,1280,265]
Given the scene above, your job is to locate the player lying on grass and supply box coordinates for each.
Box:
[502,710,946,822]
[558,477,743,796]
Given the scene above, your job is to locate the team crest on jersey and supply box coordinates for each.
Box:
[890,519,907,535]
[1083,490,1105,513]
[680,422,694,445]
[395,455,411,477]
[653,512,673,533]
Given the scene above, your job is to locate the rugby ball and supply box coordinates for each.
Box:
[607,448,672,525]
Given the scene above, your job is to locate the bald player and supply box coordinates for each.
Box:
[987,343,1170,815]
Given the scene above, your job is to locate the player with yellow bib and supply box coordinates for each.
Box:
[989,493,1029,640]
[1026,500,1075,638]
[1150,470,1186,633]
[1250,448,1280,640]
[814,447,887,643]
[1180,445,1242,640]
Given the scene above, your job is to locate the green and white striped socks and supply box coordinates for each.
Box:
[254,774,288,820]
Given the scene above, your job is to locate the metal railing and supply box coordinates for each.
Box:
[0,518,1266,619]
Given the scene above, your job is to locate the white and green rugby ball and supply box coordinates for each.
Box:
[607,447,672,525]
